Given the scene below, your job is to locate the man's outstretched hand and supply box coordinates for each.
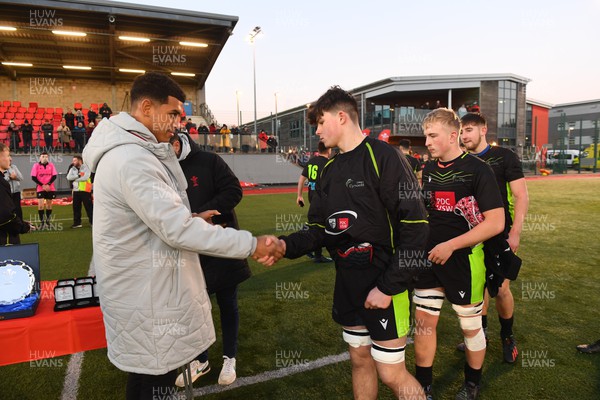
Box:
[252,235,286,266]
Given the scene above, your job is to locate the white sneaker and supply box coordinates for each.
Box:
[175,359,210,388]
[218,356,236,385]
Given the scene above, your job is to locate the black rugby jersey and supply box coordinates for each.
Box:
[474,145,524,230]
[301,154,329,202]
[283,137,428,295]
[422,152,503,250]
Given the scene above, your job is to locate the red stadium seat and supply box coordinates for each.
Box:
[46,107,54,114]
[14,119,23,126]
[24,113,34,120]
[0,112,3,119]
[36,107,44,113]
[0,107,7,113]
[27,107,36,113]
[8,106,17,113]
[28,102,38,108]
[2,101,10,107]
[15,112,24,119]
[17,107,26,113]
[5,112,14,120]
[12,101,21,108]
[43,113,53,120]
[55,107,63,115]
[1,119,9,125]
[74,102,82,110]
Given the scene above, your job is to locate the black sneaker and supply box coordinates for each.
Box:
[423,384,434,400]
[502,335,518,363]
[455,381,480,400]
[313,256,333,263]
[306,252,315,259]
[576,340,600,354]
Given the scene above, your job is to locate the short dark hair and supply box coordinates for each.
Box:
[307,86,359,125]
[399,139,411,150]
[73,155,83,162]
[461,112,487,127]
[130,72,186,106]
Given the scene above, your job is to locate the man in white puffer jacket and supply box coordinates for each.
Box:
[83,72,283,399]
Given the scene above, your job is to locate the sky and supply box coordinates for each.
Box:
[118,0,600,126]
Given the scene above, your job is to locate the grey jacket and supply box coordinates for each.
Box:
[83,112,256,374]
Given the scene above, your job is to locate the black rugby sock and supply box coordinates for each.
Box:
[499,316,514,339]
[415,365,433,388]
[464,363,482,385]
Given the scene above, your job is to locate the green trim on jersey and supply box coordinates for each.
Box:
[392,290,411,337]
[365,141,394,250]
[506,182,515,227]
[469,243,486,303]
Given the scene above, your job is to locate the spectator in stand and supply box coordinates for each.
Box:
[86,121,96,142]
[4,158,24,220]
[75,110,85,126]
[57,119,72,152]
[220,124,231,153]
[31,152,57,229]
[67,155,93,228]
[458,104,468,118]
[72,121,86,153]
[21,119,33,154]
[420,101,431,109]
[258,129,268,153]
[87,106,98,124]
[469,102,480,113]
[199,124,209,134]
[41,120,54,152]
[209,122,217,133]
[0,143,32,245]
[7,121,20,153]
[185,118,196,132]
[64,108,76,130]
[434,100,443,109]
[99,102,113,119]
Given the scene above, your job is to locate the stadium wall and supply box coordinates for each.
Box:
[0,77,199,114]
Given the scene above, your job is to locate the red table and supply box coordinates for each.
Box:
[0,280,107,366]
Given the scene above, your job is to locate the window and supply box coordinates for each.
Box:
[498,80,517,146]
[289,120,301,139]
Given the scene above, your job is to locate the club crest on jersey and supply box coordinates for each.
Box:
[325,210,358,235]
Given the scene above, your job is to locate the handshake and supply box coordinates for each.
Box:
[251,235,287,266]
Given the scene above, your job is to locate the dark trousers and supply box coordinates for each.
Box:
[126,369,178,400]
[11,192,22,220]
[73,191,93,225]
[199,285,239,362]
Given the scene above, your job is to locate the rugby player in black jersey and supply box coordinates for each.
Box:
[415,108,505,400]
[276,86,429,399]
[459,113,529,364]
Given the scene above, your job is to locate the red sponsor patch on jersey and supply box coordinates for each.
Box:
[434,191,456,212]
[338,218,349,230]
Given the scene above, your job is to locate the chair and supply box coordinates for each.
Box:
[74,102,82,110]
[24,113,34,120]
[28,102,38,108]
[15,112,24,119]
[27,106,36,113]
[2,101,10,107]
[45,107,54,114]
[0,106,7,113]
[12,101,21,108]
[17,107,26,113]
[14,119,24,126]
[55,107,63,115]
[1,119,10,125]
[8,106,17,113]
[43,113,53,120]
[5,112,14,120]
[0,112,3,119]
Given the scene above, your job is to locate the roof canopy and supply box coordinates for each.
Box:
[0,0,238,87]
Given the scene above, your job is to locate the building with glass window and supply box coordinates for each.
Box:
[548,99,600,151]
[250,73,531,154]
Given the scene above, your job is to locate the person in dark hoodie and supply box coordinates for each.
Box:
[0,143,32,244]
[170,132,250,387]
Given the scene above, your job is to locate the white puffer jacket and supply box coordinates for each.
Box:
[83,113,256,374]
